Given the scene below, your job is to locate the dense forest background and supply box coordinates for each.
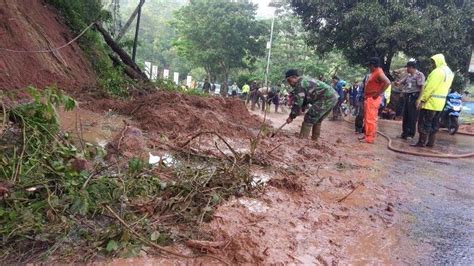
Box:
[50,0,472,91]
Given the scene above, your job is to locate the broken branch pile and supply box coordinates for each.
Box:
[0,89,259,263]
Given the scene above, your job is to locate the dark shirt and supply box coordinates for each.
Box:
[250,83,258,92]
[202,82,211,91]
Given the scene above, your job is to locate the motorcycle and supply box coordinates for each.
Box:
[439,91,462,135]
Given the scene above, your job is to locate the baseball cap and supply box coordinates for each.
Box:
[405,61,417,68]
[285,69,299,79]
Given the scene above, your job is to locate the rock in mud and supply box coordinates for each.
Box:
[70,158,93,173]
[268,177,303,192]
[0,182,10,199]
[105,126,147,160]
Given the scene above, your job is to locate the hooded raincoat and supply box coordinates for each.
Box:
[419,54,454,111]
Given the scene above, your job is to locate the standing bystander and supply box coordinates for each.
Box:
[395,60,426,140]
[412,54,453,147]
[360,57,391,144]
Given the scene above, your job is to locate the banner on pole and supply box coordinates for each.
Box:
[144,61,152,78]
[151,65,158,81]
[173,72,179,85]
[186,75,192,87]
[163,69,169,79]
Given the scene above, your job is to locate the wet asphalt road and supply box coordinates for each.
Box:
[377,121,473,265]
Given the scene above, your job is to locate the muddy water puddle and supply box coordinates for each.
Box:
[344,227,400,265]
[59,108,130,146]
[148,152,176,166]
[238,198,270,213]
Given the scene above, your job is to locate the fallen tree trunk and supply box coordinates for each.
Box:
[108,54,145,81]
[94,22,149,81]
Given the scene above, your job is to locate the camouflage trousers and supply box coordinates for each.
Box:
[304,95,338,124]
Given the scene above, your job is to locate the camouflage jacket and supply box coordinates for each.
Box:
[289,77,338,119]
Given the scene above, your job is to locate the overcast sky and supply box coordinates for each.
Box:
[251,0,275,19]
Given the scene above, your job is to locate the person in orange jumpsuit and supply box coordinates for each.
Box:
[360,57,391,144]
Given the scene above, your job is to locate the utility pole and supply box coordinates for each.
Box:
[264,13,275,89]
[115,0,146,42]
[265,0,284,88]
[132,0,144,62]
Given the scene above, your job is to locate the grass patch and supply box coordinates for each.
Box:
[155,79,208,97]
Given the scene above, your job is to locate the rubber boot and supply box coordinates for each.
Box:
[311,123,322,141]
[426,133,436,148]
[411,133,427,147]
[299,122,313,139]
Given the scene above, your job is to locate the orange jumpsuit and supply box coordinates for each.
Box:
[364,68,386,143]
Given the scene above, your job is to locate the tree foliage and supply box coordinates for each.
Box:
[251,10,366,85]
[116,0,191,77]
[290,0,473,83]
[173,0,267,82]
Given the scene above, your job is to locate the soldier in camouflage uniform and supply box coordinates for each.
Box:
[285,69,339,140]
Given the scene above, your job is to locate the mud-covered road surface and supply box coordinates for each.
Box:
[375,121,474,265]
[257,111,474,265]
[63,102,472,265]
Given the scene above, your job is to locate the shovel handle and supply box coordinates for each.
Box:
[277,122,288,131]
[271,122,288,137]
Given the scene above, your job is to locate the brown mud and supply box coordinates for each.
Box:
[63,97,400,264]
[81,91,262,140]
[0,0,97,90]
[59,107,130,147]
[193,112,403,264]
[458,124,474,135]
[59,95,473,265]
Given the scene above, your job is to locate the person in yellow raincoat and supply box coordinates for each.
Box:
[384,85,392,106]
[412,54,454,147]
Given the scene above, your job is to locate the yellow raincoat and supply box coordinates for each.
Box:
[419,54,454,111]
[384,85,391,105]
[242,84,250,94]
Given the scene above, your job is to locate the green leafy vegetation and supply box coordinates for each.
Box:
[0,88,255,263]
[173,0,267,82]
[46,0,130,96]
[118,0,191,77]
[290,0,473,84]
[154,79,208,97]
[252,11,367,84]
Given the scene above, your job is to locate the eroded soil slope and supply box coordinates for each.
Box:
[0,0,96,89]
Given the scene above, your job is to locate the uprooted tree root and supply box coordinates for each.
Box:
[0,90,263,263]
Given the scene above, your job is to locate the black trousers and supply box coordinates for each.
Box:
[402,92,420,138]
[418,109,441,135]
[332,100,342,119]
[355,102,364,133]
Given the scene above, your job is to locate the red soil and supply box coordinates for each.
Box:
[83,91,262,139]
[0,0,96,90]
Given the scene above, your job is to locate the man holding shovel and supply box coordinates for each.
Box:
[285,69,339,141]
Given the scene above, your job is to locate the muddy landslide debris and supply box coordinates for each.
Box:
[83,91,262,139]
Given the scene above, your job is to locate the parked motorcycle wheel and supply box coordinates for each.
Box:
[448,116,459,135]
